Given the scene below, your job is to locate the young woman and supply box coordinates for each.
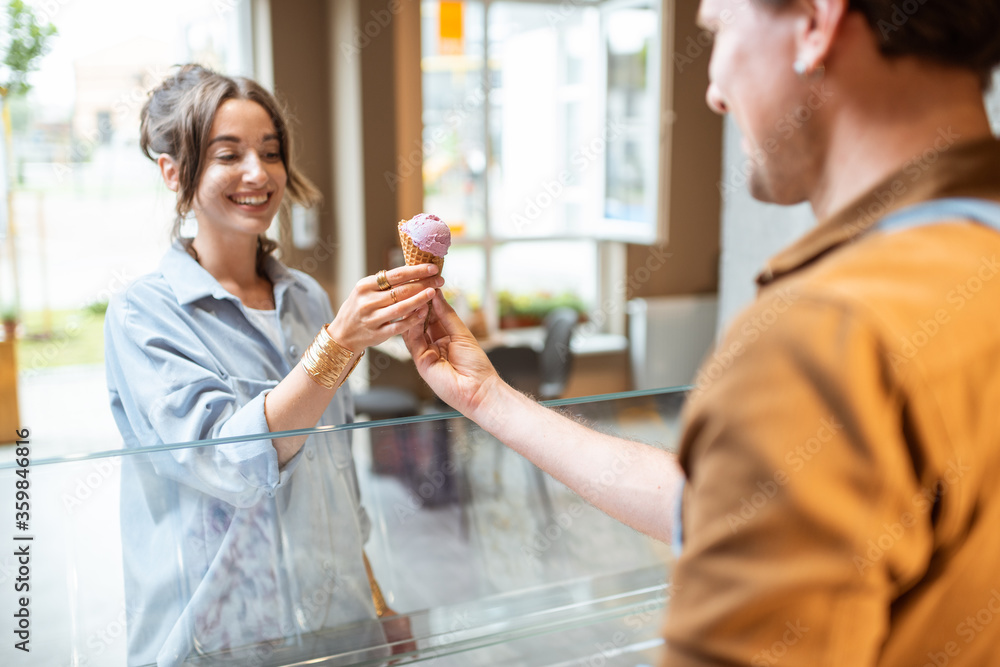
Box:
[105,65,438,666]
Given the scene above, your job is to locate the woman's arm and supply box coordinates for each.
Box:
[265,264,442,465]
[403,291,683,542]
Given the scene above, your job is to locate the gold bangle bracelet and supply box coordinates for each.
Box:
[301,324,364,389]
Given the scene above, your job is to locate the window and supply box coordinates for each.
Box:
[421,0,662,332]
[3,0,256,375]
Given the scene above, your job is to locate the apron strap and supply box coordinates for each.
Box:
[874,197,1000,234]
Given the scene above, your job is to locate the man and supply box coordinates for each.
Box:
[403,0,1000,664]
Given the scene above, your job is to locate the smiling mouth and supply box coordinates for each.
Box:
[228,193,272,206]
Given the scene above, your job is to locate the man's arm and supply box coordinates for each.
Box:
[404,291,684,543]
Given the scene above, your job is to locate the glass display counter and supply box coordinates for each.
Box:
[0,387,688,666]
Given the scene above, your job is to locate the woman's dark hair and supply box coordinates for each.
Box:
[758,0,1000,89]
[139,64,322,271]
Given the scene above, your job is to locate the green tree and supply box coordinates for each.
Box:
[1,0,56,322]
[1,0,58,97]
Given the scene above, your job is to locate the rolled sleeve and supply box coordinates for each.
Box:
[215,390,307,493]
[107,288,297,507]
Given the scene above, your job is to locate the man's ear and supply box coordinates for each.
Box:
[157,154,181,192]
[797,0,848,71]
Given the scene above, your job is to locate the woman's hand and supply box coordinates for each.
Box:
[326,265,443,352]
[402,291,502,418]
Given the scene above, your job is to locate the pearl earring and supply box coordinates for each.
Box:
[794,59,826,79]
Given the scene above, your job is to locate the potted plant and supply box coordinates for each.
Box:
[498,290,588,329]
[1,305,15,341]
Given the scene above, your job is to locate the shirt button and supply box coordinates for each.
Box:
[288,345,299,357]
[306,448,315,460]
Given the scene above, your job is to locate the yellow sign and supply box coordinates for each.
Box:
[439,1,464,55]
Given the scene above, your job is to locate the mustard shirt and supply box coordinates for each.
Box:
[663,137,1000,666]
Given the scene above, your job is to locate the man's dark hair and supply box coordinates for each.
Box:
[758,0,1000,89]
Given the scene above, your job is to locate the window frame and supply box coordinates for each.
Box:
[422,0,664,336]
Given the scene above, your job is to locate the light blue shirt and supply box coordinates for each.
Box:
[105,242,383,666]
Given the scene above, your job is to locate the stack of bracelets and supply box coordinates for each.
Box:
[301,325,364,388]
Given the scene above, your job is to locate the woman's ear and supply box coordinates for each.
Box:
[157,154,181,192]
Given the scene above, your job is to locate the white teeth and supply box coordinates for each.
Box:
[230,194,268,205]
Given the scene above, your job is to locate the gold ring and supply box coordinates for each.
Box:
[389,288,398,304]
[376,269,392,291]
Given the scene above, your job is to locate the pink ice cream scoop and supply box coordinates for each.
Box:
[399,213,452,257]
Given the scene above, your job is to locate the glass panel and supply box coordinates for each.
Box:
[0,387,686,665]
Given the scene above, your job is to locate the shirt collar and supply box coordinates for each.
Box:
[757,135,1000,287]
[160,240,308,306]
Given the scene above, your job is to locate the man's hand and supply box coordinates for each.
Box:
[402,291,502,418]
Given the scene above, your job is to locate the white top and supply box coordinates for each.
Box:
[244,305,283,351]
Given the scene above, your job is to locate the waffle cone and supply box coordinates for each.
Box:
[398,220,445,272]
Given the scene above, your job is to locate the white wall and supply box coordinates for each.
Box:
[716,70,1000,334]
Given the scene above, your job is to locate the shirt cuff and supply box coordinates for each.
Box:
[217,391,281,493]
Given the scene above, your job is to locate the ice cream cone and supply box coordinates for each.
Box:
[398,219,445,272]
